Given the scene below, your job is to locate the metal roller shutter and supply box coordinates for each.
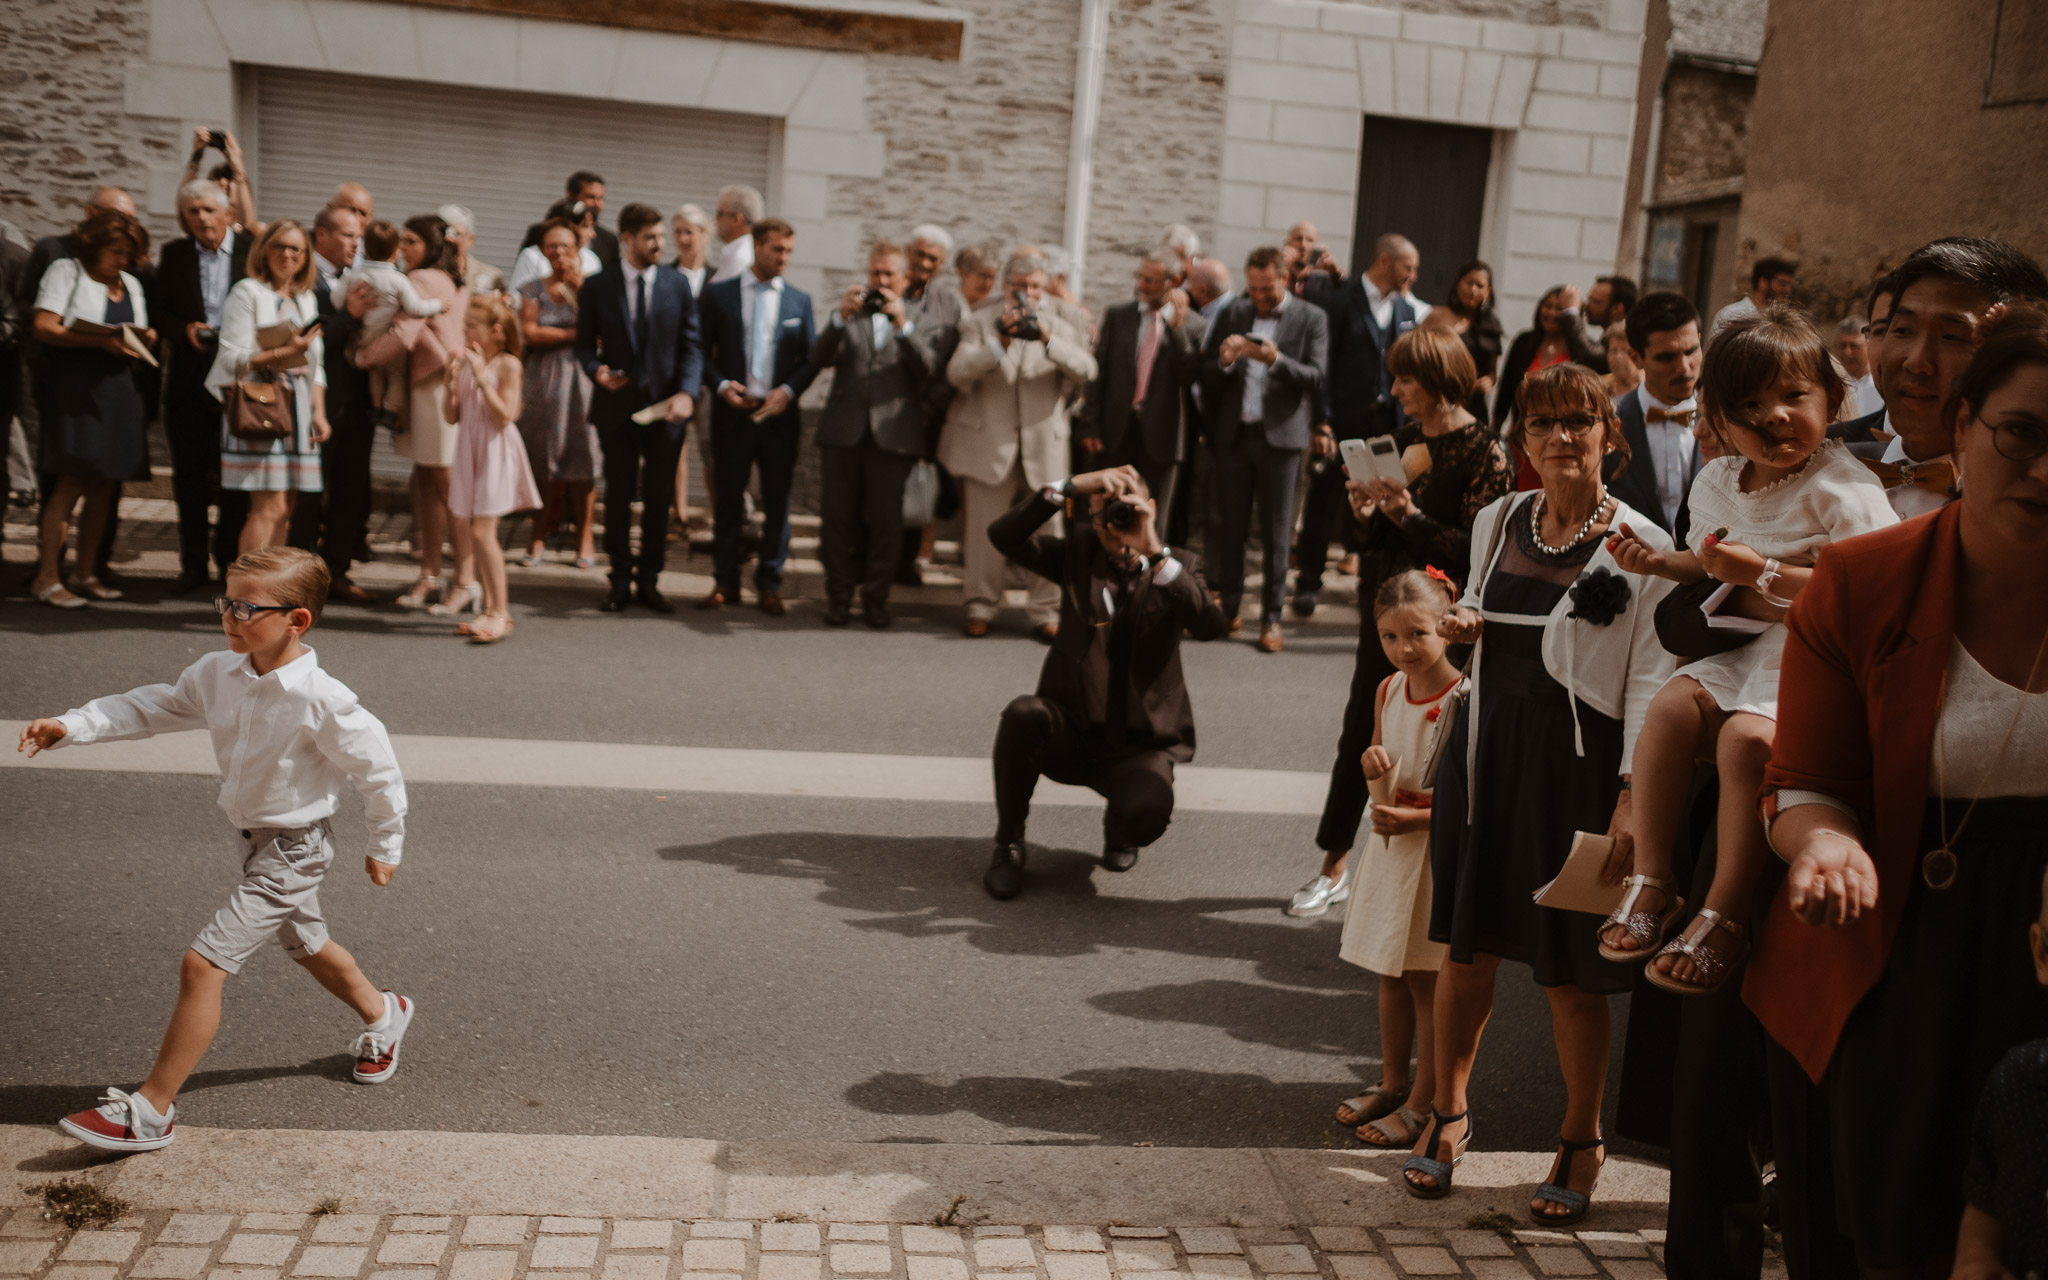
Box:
[251,66,775,272]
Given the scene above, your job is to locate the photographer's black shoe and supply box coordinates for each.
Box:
[823,599,852,627]
[863,597,892,629]
[1290,591,1317,619]
[1101,846,1140,873]
[984,842,1028,900]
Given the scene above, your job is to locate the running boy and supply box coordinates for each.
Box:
[18,547,415,1152]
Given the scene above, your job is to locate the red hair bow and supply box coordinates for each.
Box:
[1425,565,1453,585]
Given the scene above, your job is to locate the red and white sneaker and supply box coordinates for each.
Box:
[351,992,415,1084]
[58,1087,175,1152]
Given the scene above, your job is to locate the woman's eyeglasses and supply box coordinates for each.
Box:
[1523,413,1602,439]
[213,596,297,622]
[1976,412,2048,463]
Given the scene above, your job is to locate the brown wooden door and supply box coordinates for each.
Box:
[1349,115,1493,306]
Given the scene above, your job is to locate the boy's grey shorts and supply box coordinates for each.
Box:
[192,821,335,974]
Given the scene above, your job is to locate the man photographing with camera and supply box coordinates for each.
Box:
[980,465,1231,900]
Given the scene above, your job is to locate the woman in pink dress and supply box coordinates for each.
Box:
[442,295,540,643]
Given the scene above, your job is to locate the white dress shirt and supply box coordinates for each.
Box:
[53,648,408,863]
[1233,295,1288,423]
[1711,294,1759,336]
[1881,428,1955,519]
[1362,276,1431,332]
[1634,384,1702,530]
[197,228,236,328]
[1850,373,1884,418]
[678,263,706,301]
[711,235,754,285]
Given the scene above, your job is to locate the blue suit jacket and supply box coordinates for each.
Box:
[698,273,817,434]
[574,263,704,433]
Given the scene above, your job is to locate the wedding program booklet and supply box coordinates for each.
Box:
[1531,831,1629,916]
[1700,581,1773,634]
[256,321,310,371]
[66,317,158,367]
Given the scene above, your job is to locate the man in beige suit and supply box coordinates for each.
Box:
[940,250,1098,639]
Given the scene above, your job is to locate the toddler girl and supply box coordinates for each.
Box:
[443,295,539,644]
[1333,568,1464,1147]
[1602,307,1896,994]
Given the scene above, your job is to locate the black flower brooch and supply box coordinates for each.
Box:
[1567,566,1632,626]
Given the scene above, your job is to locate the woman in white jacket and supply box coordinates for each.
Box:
[206,219,329,552]
[1399,363,1677,1225]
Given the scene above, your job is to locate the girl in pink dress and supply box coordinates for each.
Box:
[442,296,540,643]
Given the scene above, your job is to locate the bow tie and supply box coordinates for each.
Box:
[1860,454,1958,496]
[1645,407,1695,425]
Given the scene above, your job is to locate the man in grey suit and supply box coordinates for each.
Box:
[1199,246,1329,653]
[1079,252,1205,520]
[895,224,966,586]
[812,239,935,628]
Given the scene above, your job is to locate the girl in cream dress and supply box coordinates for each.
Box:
[1332,570,1463,1150]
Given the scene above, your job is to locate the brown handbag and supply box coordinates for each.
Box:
[226,375,295,441]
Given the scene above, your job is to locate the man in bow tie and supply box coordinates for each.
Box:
[1856,236,2048,519]
[1607,291,1705,537]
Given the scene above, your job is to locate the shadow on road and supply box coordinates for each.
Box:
[655,831,1363,991]
[0,1055,354,1129]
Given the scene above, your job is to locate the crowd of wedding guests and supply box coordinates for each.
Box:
[8,141,2048,1278]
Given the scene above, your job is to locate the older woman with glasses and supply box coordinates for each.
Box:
[1750,303,2048,1277]
[207,219,328,552]
[1403,362,1676,1223]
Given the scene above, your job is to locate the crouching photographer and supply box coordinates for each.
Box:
[982,465,1231,900]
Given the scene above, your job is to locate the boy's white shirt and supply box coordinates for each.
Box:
[51,647,408,863]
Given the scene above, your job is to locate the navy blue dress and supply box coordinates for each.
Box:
[40,288,148,481]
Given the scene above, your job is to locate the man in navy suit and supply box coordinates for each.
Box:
[575,202,704,612]
[1609,292,1705,540]
[695,218,817,615]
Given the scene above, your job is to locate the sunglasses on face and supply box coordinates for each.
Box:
[214,596,296,622]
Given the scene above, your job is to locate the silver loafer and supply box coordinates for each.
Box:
[1286,859,1358,917]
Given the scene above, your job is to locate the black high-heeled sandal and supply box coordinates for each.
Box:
[1529,1133,1604,1226]
[1401,1108,1472,1200]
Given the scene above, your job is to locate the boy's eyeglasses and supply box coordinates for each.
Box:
[213,596,296,622]
[1523,413,1602,439]
[1976,412,2048,463]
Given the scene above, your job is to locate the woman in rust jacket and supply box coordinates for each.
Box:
[1745,305,2048,1275]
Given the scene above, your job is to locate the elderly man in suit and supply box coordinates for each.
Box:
[940,250,1098,640]
[1079,252,1205,520]
[1608,291,1705,538]
[1200,245,1329,653]
[697,218,817,616]
[894,223,966,586]
[813,239,934,628]
[155,179,251,592]
[575,203,704,613]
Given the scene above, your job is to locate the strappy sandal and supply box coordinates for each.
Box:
[430,582,481,617]
[1401,1109,1472,1200]
[395,577,441,610]
[520,550,545,568]
[1646,908,1750,997]
[468,612,513,645]
[1334,1084,1405,1128]
[1357,1105,1427,1149]
[1597,874,1685,964]
[71,575,123,601]
[1530,1133,1604,1226]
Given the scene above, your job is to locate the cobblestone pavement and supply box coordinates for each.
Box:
[1,1210,1725,1280]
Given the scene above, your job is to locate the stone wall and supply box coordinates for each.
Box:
[0,0,172,245]
[1650,63,1750,200]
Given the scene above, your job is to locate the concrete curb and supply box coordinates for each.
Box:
[2,1127,1665,1232]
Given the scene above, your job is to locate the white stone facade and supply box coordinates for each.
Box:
[1,0,1646,324]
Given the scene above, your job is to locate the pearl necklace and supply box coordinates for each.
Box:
[1529,491,1611,557]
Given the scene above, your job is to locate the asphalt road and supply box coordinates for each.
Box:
[0,582,1640,1152]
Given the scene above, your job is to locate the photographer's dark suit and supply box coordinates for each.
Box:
[156,231,250,584]
[1295,273,1419,602]
[988,487,1230,862]
[1197,295,1328,624]
[575,262,704,594]
[698,272,816,599]
[1078,300,1206,518]
[287,251,374,586]
[812,308,931,611]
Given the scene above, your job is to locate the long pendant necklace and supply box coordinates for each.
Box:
[1529,491,1610,556]
[1926,626,2048,890]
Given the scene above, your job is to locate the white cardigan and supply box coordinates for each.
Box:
[34,257,149,330]
[205,277,324,404]
[1458,492,1678,788]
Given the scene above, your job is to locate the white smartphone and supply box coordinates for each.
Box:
[1339,436,1406,486]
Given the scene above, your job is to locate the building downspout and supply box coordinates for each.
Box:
[1062,0,1112,297]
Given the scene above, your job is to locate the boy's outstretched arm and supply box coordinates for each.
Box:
[18,719,67,757]
[31,669,208,752]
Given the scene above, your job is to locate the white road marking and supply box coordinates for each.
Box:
[1,723,1326,815]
